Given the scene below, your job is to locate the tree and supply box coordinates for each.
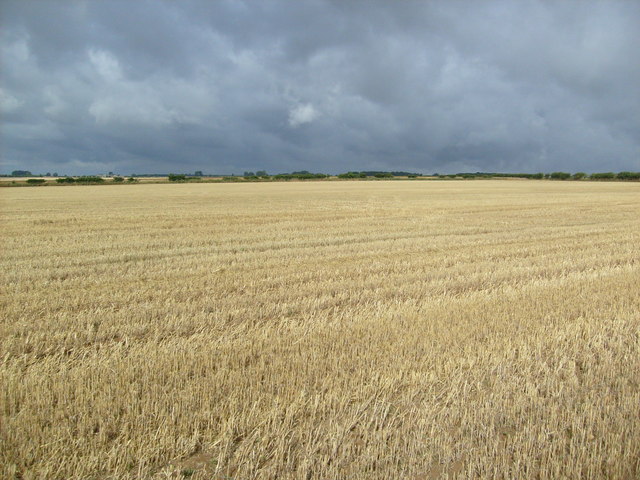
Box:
[12,170,32,176]
[550,172,571,180]
[194,170,203,176]
[168,174,186,181]
[590,172,615,180]
[76,176,104,183]
[256,170,267,176]
[572,172,586,180]
[243,171,255,177]
[616,171,640,180]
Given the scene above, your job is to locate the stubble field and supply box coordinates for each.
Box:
[1,180,639,479]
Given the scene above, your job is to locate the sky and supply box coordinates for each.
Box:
[2,0,639,175]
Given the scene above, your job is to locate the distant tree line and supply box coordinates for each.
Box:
[9,169,640,186]
[433,171,640,181]
[53,176,136,184]
[220,171,329,181]
[6,170,60,177]
[271,171,329,180]
[337,171,423,178]
[548,171,640,180]
[168,174,188,181]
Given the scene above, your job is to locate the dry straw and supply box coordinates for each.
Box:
[1,180,639,479]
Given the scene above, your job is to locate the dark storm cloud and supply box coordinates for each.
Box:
[2,0,639,175]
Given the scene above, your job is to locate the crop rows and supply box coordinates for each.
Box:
[1,180,639,479]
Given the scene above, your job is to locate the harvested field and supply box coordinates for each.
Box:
[1,180,639,479]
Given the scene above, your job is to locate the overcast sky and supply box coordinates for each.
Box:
[2,0,639,175]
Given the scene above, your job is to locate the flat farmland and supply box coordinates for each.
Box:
[1,180,639,479]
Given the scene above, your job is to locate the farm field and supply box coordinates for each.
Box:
[1,180,639,479]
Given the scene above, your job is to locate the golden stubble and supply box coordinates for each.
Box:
[1,180,639,479]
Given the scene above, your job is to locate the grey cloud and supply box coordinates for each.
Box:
[1,0,639,175]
